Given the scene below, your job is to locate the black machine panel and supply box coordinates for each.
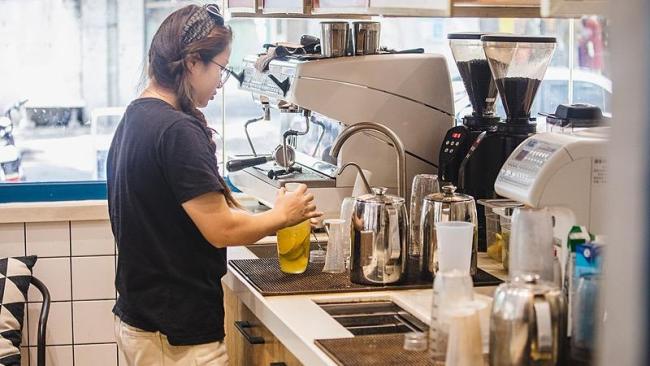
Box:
[438,126,475,186]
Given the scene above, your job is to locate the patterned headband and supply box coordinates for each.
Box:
[181,4,225,47]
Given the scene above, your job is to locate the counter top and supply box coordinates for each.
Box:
[0,200,110,223]
[0,192,265,224]
[223,245,505,366]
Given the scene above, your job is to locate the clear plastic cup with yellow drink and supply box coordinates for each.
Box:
[276,219,311,274]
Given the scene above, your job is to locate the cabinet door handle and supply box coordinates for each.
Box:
[270,363,287,366]
[234,320,265,345]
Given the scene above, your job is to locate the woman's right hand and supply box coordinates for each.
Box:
[273,184,323,227]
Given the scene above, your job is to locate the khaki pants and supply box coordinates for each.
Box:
[114,315,229,366]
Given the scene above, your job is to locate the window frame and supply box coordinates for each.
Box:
[0,182,107,203]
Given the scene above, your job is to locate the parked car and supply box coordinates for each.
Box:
[90,107,125,180]
[25,99,86,127]
[452,67,612,121]
[0,100,27,182]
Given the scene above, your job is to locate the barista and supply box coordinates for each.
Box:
[107,4,322,365]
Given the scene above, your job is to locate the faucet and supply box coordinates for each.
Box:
[330,122,407,198]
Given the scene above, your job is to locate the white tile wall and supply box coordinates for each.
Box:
[28,302,72,346]
[72,256,115,300]
[0,223,25,257]
[71,221,115,256]
[73,300,116,344]
[28,345,73,366]
[28,257,71,302]
[74,344,117,366]
[14,219,124,365]
[26,222,70,257]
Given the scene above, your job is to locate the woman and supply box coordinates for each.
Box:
[107,4,321,365]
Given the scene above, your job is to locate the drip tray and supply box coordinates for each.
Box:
[317,300,428,336]
[315,334,430,366]
[228,258,502,296]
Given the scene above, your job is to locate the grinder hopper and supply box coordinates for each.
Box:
[481,34,557,125]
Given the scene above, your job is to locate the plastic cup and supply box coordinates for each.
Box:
[445,307,484,366]
[435,221,475,274]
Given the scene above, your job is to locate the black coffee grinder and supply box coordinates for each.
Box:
[438,33,500,187]
[439,34,557,250]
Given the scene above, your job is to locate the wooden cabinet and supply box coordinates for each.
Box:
[224,285,303,366]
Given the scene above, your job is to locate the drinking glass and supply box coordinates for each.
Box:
[409,174,439,257]
[322,219,347,273]
[339,197,356,268]
[509,207,555,282]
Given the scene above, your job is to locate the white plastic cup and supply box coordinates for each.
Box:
[445,307,484,366]
[435,221,475,274]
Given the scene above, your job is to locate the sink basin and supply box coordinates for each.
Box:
[317,300,428,336]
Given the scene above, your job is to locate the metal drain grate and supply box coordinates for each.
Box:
[228,258,502,296]
[315,334,431,365]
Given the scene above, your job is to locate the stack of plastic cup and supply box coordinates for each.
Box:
[429,221,478,365]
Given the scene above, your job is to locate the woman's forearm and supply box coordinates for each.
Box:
[214,208,287,247]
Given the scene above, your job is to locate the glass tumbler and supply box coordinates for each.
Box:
[276,220,311,274]
[409,174,439,257]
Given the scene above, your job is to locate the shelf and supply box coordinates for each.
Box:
[226,0,603,18]
[540,0,607,17]
[451,0,541,17]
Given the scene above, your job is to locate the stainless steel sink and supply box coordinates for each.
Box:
[317,300,428,336]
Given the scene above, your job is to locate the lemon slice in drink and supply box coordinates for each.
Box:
[277,222,310,255]
[282,236,309,261]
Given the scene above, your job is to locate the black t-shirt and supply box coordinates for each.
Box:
[107,98,226,346]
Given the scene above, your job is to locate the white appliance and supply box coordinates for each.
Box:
[495,127,608,269]
[229,53,454,217]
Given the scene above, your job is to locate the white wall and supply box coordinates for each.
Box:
[0,0,82,108]
[599,0,648,365]
[0,0,145,116]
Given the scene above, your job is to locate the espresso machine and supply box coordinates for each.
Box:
[439,34,557,250]
[228,53,454,218]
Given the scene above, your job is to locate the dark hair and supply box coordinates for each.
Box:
[147,4,241,208]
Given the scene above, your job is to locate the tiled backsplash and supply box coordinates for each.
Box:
[0,220,122,366]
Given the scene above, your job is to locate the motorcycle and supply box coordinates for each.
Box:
[0,99,27,182]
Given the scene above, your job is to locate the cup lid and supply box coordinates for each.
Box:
[424,185,474,203]
[480,34,557,43]
[356,187,405,205]
[448,32,489,40]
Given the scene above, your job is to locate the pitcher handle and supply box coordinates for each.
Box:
[533,297,554,356]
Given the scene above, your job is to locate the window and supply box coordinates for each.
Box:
[0,0,611,194]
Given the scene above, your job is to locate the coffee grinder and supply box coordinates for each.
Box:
[439,34,557,250]
[438,33,500,187]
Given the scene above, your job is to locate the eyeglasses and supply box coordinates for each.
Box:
[210,61,232,86]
